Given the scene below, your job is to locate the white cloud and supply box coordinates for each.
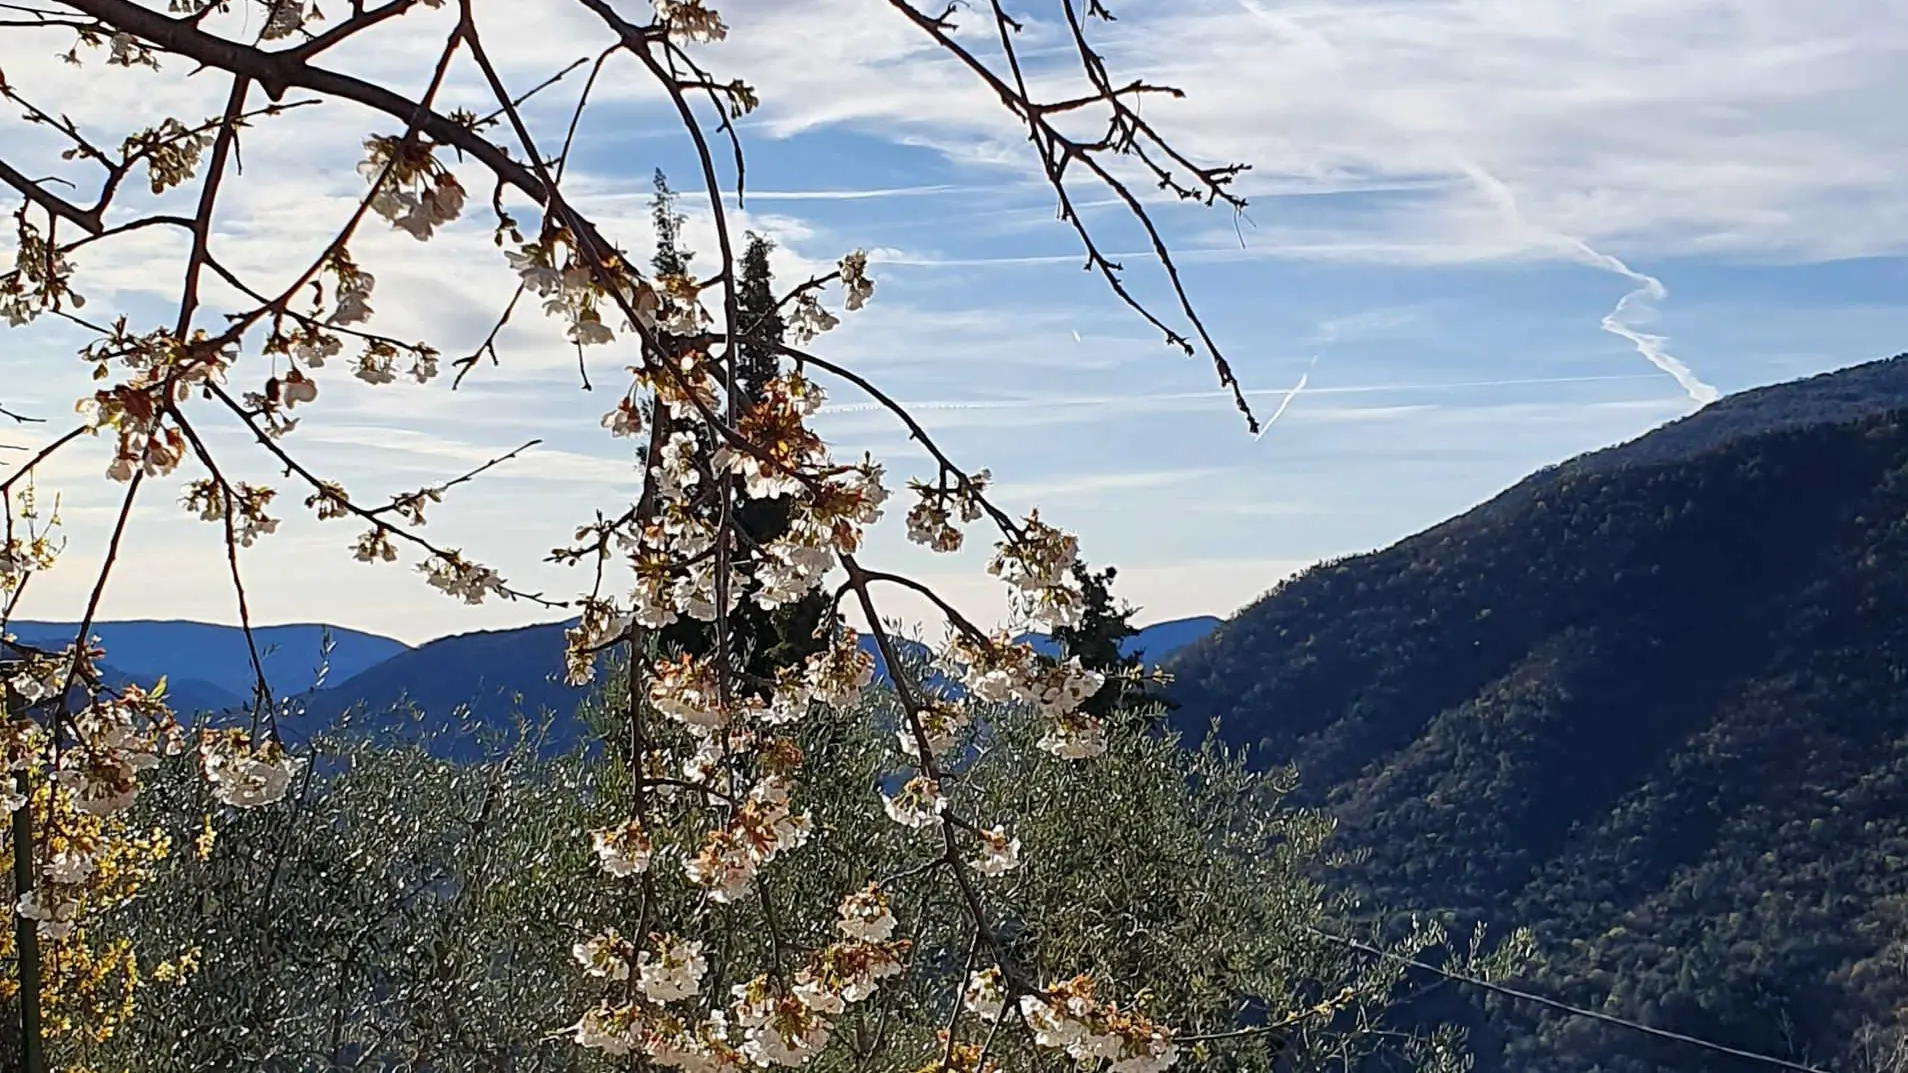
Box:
[687,0,1908,264]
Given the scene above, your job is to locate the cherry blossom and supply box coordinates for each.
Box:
[591,819,655,878]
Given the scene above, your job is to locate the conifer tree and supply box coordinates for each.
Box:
[650,168,692,280]
[642,182,828,680]
[735,232,782,407]
[1050,562,1175,726]
[730,231,829,677]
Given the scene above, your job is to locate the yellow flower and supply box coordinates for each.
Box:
[195,813,216,860]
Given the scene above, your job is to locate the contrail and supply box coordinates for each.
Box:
[813,373,1662,416]
[1254,353,1320,441]
[1567,241,1719,406]
[1459,162,1719,407]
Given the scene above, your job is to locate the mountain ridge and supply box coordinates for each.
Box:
[1162,352,1908,1072]
[6,619,408,704]
[291,613,1224,746]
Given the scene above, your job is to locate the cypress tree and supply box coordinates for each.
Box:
[735,232,782,408]
[649,168,692,279]
[645,170,718,664]
[641,178,830,684]
[730,231,829,679]
[1050,562,1175,726]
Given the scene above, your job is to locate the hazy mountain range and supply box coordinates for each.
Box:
[5,612,1220,746]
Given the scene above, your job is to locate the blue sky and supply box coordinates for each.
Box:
[3,0,1907,645]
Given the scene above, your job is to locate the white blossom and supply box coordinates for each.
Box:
[733,983,832,1068]
[15,888,81,939]
[591,819,654,877]
[880,775,945,829]
[573,930,632,980]
[43,848,97,885]
[836,884,896,943]
[971,825,1021,876]
[571,1006,638,1055]
[963,967,1006,1021]
[199,731,304,808]
[1038,715,1108,761]
[838,250,874,311]
[639,936,708,1002]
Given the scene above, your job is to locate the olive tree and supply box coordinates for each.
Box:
[83,665,1526,1072]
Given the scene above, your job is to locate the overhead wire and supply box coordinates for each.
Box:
[1302,925,1835,1073]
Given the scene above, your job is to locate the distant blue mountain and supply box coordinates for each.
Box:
[134,674,245,716]
[295,620,581,745]
[1016,615,1222,667]
[0,634,245,718]
[295,620,938,751]
[7,620,409,702]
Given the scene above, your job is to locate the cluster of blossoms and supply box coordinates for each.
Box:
[181,479,281,547]
[254,247,441,395]
[324,249,378,332]
[77,324,234,482]
[571,885,909,1068]
[2,205,81,327]
[988,511,1085,629]
[103,29,159,69]
[1,482,61,603]
[505,230,689,348]
[358,134,468,242]
[972,824,1021,876]
[655,0,729,43]
[197,728,307,809]
[601,394,884,645]
[120,116,215,196]
[1018,976,1181,1073]
[946,633,1109,760]
[589,629,876,904]
[909,479,1089,633]
[905,470,990,553]
[880,774,947,830]
[895,701,970,760]
[1,654,188,941]
[957,968,1185,1073]
[682,774,812,902]
[6,660,183,818]
[590,816,655,877]
[570,929,710,1004]
[416,550,510,605]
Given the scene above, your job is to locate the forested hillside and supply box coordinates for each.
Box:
[1167,356,1908,1072]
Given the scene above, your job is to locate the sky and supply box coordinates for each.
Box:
[2,0,1907,646]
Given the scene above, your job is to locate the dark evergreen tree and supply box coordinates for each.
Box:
[735,232,782,407]
[649,168,692,279]
[642,177,829,684]
[729,231,829,680]
[1050,562,1173,726]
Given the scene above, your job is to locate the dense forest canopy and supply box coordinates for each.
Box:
[1168,356,1908,1072]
